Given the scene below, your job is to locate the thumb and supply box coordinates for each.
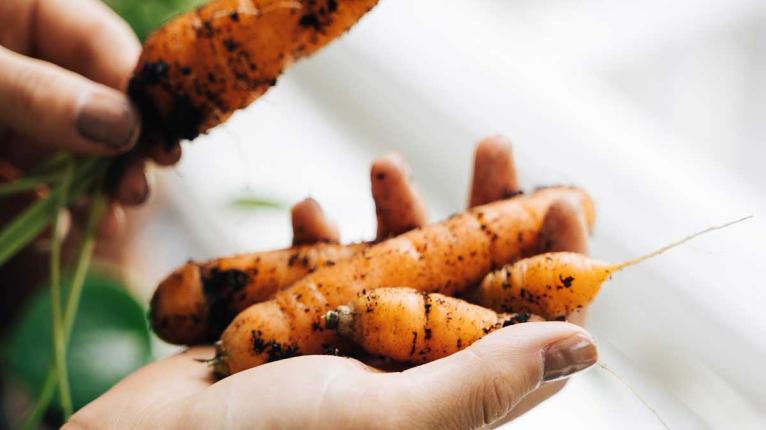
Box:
[0,46,140,155]
[391,322,597,429]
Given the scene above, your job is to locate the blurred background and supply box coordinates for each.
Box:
[3,0,766,428]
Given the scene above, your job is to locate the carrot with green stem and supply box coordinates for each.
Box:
[474,216,752,320]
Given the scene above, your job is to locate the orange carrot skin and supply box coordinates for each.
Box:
[129,0,380,142]
[150,242,366,344]
[329,288,542,364]
[218,187,595,375]
[474,252,612,320]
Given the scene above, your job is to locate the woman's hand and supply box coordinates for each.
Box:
[66,322,597,430]
[0,0,184,331]
[0,0,180,206]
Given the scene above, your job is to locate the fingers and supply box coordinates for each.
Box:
[538,196,589,255]
[33,0,141,91]
[162,355,380,429]
[391,322,597,429]
[70,199,126,239]
[538,197,590,323]
[291,198,340,245]
[66,346,215,429]
[0,46,140,155]
[98,203,126,239]
[145,138,183,166]
[468,135,520,208]
[110,154,150,206]
[371,153,428,240]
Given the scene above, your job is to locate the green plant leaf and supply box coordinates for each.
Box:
[0,175,57,197]
[3,273,152,412]
[229,197,284,210]
[104,0,207,41]
[0,194,58,266]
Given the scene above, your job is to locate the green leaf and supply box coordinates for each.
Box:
[3,273,152,412]
[27,153,74,176]
[229,197,284,211]
[0,194,58,266]
[19,196,108,430]
[0,175,57,197]
[104,0,207,41]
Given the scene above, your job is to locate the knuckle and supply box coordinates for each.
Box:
[477,372,516,426]
[466,346,533,425]
[11,62,59,114]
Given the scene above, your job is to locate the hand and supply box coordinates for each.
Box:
[66,322,596,429]
[0,0,183,331]
[108,137,592,429]
[0,0,181,207]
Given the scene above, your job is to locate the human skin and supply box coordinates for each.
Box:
[0,1,597,425]
[0,0,182,207]
[0,0,182,325]
[65,322,596,430]
[68,190,594,429]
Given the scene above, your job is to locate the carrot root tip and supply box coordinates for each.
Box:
[324,310,340,329]
[211,341,230,378]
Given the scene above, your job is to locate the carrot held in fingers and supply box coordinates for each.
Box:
[323,287,543,364]
[216,186,594,375]
[129,0,381,143]
[474,216,751,320]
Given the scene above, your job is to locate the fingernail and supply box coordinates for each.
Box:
[76,90,140,150]
[543,334,597,381]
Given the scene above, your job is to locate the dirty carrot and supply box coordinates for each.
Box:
[323,287,543,364]
[474,216,751,320]
[150,242,367,344]
[152,154,431,345]
[129,0,381,142]
[216,186,594,375]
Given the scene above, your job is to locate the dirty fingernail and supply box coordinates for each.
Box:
[76,90,140,150]
[543,334,597,381]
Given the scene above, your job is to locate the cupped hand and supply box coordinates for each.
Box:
[66,322,596,430]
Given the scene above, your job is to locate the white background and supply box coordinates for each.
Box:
[124,1,766,428]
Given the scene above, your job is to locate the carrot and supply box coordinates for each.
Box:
[215,186,594,375]
[150,242,367,344]
[474,216,751,320]
[323,287,543,364]
[129,0,380,142]
[151,156,429,345]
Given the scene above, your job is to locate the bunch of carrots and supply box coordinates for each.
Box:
[151,137,604,374]
[151,136,744,376]
[134,0,745,376]
[129,0,610,374]
[3,3,747,427]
